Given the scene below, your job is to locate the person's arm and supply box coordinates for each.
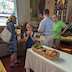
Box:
[38,20,45,33]
[7,22,13,33]
[29,31,35,42]
[30,36,35,42]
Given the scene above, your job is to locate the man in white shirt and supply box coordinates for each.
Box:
[38,9,53,47]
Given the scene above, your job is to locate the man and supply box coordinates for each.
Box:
[52,15,67,49]
[38,11,43,20]
[38,9,53,47]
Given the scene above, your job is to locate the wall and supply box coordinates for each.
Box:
[16,0,30,24]
[45,0,55,16]
[66,0,72,22]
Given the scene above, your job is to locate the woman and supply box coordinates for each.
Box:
[7,15,17,67]
[20,22,35,48]
[20,22,35,66]
[24,23,35,48]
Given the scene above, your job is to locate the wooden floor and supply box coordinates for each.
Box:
[1,56,25,72]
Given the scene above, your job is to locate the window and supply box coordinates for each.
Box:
[0,0,17,26]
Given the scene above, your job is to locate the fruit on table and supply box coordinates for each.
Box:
[32,44,60,60]
[47,50,60,60]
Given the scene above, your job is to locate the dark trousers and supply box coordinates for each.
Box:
[53,39,60,49]
[17,42,27,66]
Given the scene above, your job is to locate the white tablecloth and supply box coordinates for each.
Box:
[25,46,72,72]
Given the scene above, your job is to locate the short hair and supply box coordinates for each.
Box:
[52,14,58,18]
[8,15,16,22]
[44,9,49,15]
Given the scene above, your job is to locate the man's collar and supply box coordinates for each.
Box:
[44,16,48,18]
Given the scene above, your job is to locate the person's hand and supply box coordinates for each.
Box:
[26,31,30,36]
[30,32,33,37]
[27,31,33,37]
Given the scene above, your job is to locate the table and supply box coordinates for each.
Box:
[61,36,72,42]
[0,60,6,72]
[25,46,72,72]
